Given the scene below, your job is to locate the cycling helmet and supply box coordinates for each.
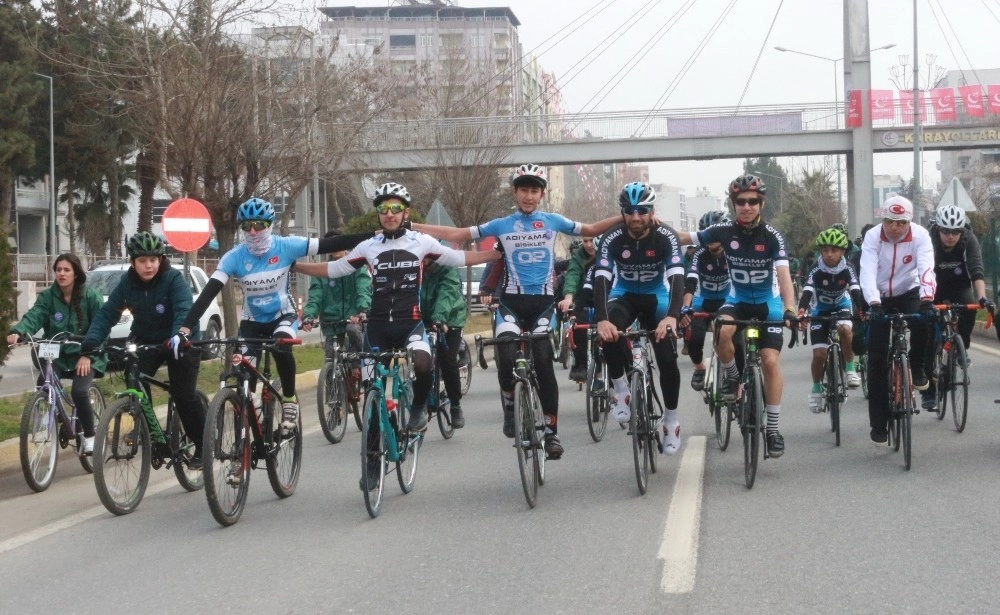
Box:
[619,182,656,208]
[816,227,849,249]
[569,238,584,252]
[698,210,731,230]
[934,204,966,230]
[126,231,165,258]
[727,174,767,200]
[237,197,276,223]
[372,182,411,208]
[511,163,547,189]
[830,222,848,234]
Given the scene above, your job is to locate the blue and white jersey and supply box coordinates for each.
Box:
[470,211,582,295]
[214,235,317,322]
[696,222,789,305]
[802,259,859,315]
[686,247,731,307]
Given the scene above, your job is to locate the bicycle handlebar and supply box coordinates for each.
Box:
[480,332,550,347]
[713,317,799,349]
[189,337,302,347]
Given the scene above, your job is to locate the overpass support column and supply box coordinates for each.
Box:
[844,0,875,236]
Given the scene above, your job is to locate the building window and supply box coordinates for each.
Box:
[493,32,509,48]
[958,156,971,171]
[390,34,416,48]
[419,34,434,47]
[440,33,463,48]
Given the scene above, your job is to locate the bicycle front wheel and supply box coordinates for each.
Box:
[361,389,387,518]
[267,394,302,499]
[629,372,650,495]
[827,346,842,446]
[949,338,969,433]
[396,428,421,494]
[513,380,539,508]
[934,345,948,420]
[19,391,58,493]
[458,338,473,395]
[743,366,764,489]
[203,389,250,527]
[317,361,349,444]
[859,354,869,399]
[586,352,609,442]
[710,356,732,451]
[78,385,106,474]
[896,356,913,470]
[94,398,151,515]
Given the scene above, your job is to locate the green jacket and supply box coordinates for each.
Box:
[562,249,595,298]
[420,263,467,328]
[302,266,372,337]
[11,284,108,376]
[85,264,195,347]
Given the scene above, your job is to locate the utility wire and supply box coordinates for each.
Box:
[982,0,1000,24]
[931,0,983,86]
[734,0,784,111]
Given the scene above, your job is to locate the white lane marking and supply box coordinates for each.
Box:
[969,341,1000,358]
[658,435,706,594]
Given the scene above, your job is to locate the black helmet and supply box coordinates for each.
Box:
[727,174,767,200]
[698,210,731,231]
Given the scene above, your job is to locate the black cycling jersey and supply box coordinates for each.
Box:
[931,227,985,298]
[797,259,863,313]
[696,222,789,304]
[684,247,731,305]
[594,223,685,320]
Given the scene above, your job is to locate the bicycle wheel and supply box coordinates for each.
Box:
[897,356,913,470]
[586,350,609,442]
[458,338,473,395]
[949,337,969,433]
[361,389,387,518]
[743,366,763,489]
[629,372,650,495]
[19,391,58,493]
[397,415,421,494]
[513,380,539,508]
[203,389,250,526]
[934,345,948,421]
[93,398,151,515]
[859,354,869,399]
[645,384,659,476]
[169,391,207,492]
[889,357,903,453]
[78,385,105,474]
[827,346,842,446]
[317,361,349,444]
[710,356,732,451]
[433,365,456,440]
[267,392,302,498]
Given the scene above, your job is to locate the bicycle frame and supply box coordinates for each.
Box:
[31,339,80,446]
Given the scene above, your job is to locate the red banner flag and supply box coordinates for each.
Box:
[869,89,895,120]
[899,90,926,124]
[958,85,984,117]
[846,90,863,127]
[988,84,1000,114]
[929,88,956,121]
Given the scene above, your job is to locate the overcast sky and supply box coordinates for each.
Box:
[452,0,1000,197]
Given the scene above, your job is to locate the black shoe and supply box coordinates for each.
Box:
[766,432,785,458]
[359,460,380,491]
[870,427,888,445]
[691,368,706,391]
[721,374,739,401]
[569,365,587,382]
[406,405,428,431]
[502,401,515,438]
[188,452,203,471]
[544,434,564,460]
[920,391,937,411]
[450,405,465,429]
[912,369,929,391]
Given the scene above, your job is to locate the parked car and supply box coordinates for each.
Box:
[457,264,487,312]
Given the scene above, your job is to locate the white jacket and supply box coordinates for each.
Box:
[859,223,936,304]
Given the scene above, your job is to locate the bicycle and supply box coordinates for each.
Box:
[687,312,732,451]
[804,311,853,447]
[426,325,458,439]
[858,353,869,399]
[314,320,363,444]
[457,337,473,395]
[573,321,610,442]
[616,329,666,495]
[481,332,549,508]
[93,342,207,515]
[15,334,106,492]
[714,318,796,489]
[199,337,303,526]
[354,347,423,519]
[871,312,923,471]
[930,303,988,432]
[551,312,572,370]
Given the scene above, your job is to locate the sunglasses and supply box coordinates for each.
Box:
[882,218,910,227]
[376,203,407,215]
[240,220,271,232]
[939,228,961,236]
[621,206,653,216]
[733,197,762,206]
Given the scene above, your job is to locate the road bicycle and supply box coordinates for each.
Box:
[314,320,363,444]
[15,334,106,492]
[805,311,853,447]
[616,329,666,495]
[872,312,923,471]
[551,312,572,370]
[426,326,460,439]
[930,304,988,432]
[199,337,303,526]
[715,318,796,489]
[481,332,549,508]
[687,312,732,451]
[354,347,422,519]
[457,336,473,395]
[858,353,869,399]
[93,342,207,515]
[572,321,610,442]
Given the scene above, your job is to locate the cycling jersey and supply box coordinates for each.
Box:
[470,211,582,295]
[798,258,862,315]
[684,247,731,308]
[326,230,466,322]
[931,227,984,298]
[213,235,316,322]
[595,224,685,297]
[859,223,936,304]
[695,222,789,304]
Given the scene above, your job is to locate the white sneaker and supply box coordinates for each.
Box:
[82,436,95,456]
[846,371,861,389]
[280,397,299,435]
[611,393,631,424]
[662,424,682,456]
[808,391,824,414]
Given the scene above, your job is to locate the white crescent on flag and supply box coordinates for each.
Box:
[993,93,1000,105]
[969,92,981,104]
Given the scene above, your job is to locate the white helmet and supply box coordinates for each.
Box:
[511,163,547,189]
[935,204,966,230]
[373,182,411,208]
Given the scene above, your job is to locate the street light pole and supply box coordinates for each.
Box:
[32,72,56,256]
[911,0,922,223]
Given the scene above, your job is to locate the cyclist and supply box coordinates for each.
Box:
[412,164,620,460]
[301,229,371,401]
[594,182,686,455]
[677,174,797,458]
[679,210,731,392]
[421,256,469,429]
[7,254,107,455]
[859,194,936,444]
[179,198,372,437]
[796,227,865,413]
[557,236,598,382]
[920,204,994,410]
[79,232,206,467]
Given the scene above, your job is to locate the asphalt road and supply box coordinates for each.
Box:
[0,333,998,614]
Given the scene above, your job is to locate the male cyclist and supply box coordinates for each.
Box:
[679,210,731,392]
[180,198,371,436]
[920,204,994,410]
[595,182,686,454]
[796,227,864,413]
[557,236,598,382]
[859,194,936,444]
[413,163,619,460]
[677,174,797,458]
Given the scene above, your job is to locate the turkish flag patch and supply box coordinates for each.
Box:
[268,256,280,265]
[532,221,544,229]
[646,250,655,257]
[754,244,765,252]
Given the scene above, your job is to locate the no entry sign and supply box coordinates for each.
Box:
[162,198,212,252]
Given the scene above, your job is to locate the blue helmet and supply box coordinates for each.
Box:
[619,182,656,208]
[237,197,276,223]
